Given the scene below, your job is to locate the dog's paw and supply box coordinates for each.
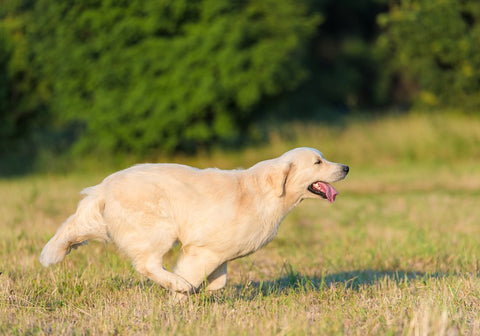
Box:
[169,291,189,304]
[206,279,227,291]
[170,277,196,294]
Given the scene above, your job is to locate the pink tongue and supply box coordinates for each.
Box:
[317,182,338,203]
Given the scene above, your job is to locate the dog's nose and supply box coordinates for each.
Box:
[343,165,349,173]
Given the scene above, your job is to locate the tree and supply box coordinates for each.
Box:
[0,0,48,155]
[30,0,320,154]
[378,0,480,110]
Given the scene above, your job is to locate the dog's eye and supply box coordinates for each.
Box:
[315,159,322,165]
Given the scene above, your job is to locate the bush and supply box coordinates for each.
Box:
[378,0,480,110]
[29,0,319,154]
[0,0,48,155]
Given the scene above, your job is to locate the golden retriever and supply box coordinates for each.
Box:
[40,147,349,293]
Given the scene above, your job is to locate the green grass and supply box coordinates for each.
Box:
[2,112,480,335]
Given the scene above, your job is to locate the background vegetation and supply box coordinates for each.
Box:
[1,0,479,174]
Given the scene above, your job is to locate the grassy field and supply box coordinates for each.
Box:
[1,113,480,335]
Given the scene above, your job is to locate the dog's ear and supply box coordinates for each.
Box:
[266,161,293,197]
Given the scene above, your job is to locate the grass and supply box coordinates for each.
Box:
[2,112,480,335]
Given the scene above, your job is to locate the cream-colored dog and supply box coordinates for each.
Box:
[40,147,349,293]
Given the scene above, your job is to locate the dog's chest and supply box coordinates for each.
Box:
[228,214,285,260]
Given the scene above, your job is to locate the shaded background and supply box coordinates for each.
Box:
[1,0,479,174]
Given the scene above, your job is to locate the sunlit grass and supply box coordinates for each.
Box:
[1,112,480,334]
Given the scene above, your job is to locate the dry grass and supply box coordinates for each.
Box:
[2,113,480,335]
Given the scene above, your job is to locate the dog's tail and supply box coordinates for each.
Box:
[39,185,109,267]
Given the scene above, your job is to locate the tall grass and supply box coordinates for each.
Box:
[1,112,480,335]
[32,111,480,176]
[260,112,480,166]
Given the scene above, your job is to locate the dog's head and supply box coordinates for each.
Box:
[266,147,349,203]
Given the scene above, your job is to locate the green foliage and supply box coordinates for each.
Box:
[0,0,48,153]
[2,0,479,167]
[29,0,319,154]
[378,0,480,110]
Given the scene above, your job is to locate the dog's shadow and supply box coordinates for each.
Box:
[107,268,445,301]
[231,269,445,300]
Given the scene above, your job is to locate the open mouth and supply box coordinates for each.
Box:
[308,181,338,203]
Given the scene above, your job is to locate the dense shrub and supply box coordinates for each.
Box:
[29,0,319,154]
[378,0,480,110]
[2,0,479,169]
[0,0,48,154]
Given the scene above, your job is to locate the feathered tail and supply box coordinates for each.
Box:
[39,186,109,267]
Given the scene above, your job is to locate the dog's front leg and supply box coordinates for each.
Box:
[132,253,195,294]
[206,262,227,291]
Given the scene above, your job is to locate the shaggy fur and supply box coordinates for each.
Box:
[40,147,349,293]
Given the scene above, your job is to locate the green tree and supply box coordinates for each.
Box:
[30,0,319,154]
[378,0,480,110]
[0,0,48,155]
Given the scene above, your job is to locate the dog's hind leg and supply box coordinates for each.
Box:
[173,246,224,291]
[206,262,227,291]
[113,231,195,294]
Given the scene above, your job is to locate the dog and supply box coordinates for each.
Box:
[40,147,349,294]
